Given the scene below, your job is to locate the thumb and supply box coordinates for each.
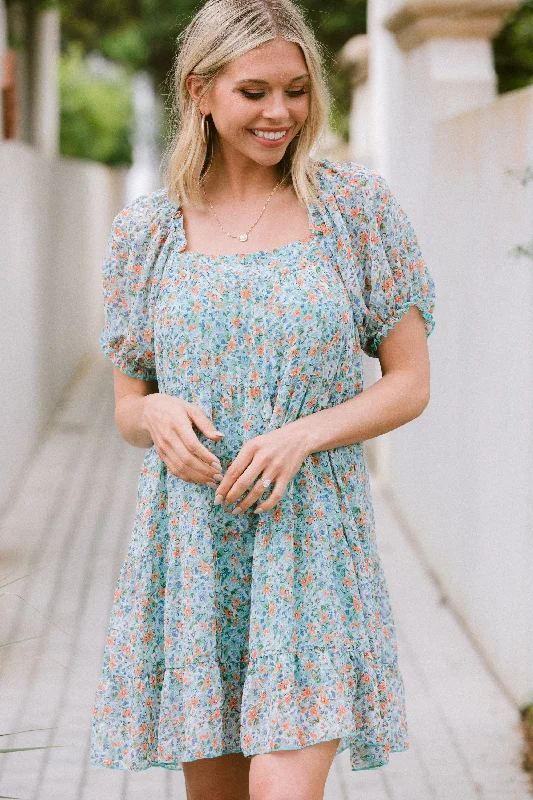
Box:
[188,406,224,439]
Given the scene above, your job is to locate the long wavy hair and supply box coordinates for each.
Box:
[160,0,331,209]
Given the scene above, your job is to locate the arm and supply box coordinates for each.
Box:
[290,305,430,455]
[292,163,435,453]
[112,367,159,449]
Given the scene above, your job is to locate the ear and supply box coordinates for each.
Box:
[185,74,210,115]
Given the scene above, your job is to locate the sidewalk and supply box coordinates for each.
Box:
[0,356,530,800]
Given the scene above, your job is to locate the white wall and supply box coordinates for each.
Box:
[347,0,533,705]
[0,140,127,512]
[350,73,533,705]
[389,86,533,706]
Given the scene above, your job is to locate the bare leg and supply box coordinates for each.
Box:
[182,750,252,800]
[248,737,341,800]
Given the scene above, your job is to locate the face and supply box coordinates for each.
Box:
[188,37,310,167]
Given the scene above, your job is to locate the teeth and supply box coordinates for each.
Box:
[252,129,288,140]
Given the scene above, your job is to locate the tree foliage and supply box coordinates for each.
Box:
[56,0,533,96]
[493,1,533,93]
[53,0,366,163]
[57,1,365,90]
[59,41,134,165]
[10,0,532,165]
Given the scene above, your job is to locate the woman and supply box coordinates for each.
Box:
[90,0,436,798]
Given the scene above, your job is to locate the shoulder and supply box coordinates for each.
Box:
[103,188,180,287]
[310,158,397,235]
[109,187,179,248]
[313,158,386,196]
[312,158,394,221]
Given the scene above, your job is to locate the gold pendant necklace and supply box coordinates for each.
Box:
[200,164,285,243]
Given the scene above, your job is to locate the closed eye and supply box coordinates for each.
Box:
[240,89,308,100]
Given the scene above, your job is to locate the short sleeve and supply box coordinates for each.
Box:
[360,170,436,358]
[99,195,158,381]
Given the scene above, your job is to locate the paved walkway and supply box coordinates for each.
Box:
[0,356,530,800]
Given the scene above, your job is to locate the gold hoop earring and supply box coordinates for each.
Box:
[200,113,209,145]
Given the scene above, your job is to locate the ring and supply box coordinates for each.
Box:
[261,478,271,488]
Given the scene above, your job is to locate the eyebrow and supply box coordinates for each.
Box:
[235,73,310,85]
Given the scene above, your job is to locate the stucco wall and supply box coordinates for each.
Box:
[0,140,127,511]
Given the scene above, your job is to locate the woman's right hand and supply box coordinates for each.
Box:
[141,394,224,487]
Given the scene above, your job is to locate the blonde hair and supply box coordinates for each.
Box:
[161,0,331,209]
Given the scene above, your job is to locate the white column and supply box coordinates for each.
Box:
[338,34,375,168]
[0,0,6,139]
[367,0,406,182]
[374,0,520,197]
[32,7,60,158]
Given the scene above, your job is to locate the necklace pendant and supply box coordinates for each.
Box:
[239,233,248,242]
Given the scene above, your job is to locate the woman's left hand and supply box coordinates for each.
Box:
[214,422,311,515]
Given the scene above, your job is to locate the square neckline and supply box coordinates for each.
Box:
[173,199,318,260]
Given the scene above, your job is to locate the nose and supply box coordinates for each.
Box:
[261,90,291,122]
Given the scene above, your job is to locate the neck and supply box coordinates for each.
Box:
[202,143,288,203]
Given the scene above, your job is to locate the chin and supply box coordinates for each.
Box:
[247,143,291,161]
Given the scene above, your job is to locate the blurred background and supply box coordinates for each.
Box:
[0,0,532,798]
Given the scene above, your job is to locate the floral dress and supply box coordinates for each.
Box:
[90,158,436,772]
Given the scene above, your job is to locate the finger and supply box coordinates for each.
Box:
[164,452,220,487]
[252,479,286,514]
[186,404,225,443]
[169,461,219,488]
[228,473,273,513]
[158,439,219,484]
[173,419,223,470]
[220,458,263,506]
[214,445,255,503]
[160,433,223,484]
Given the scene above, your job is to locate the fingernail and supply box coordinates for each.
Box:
[213,494,224,505]
[212,473,223,481]
[253,508,264,514]
[207,482,217,489]
[213,430,224,436]
[233,506,244,515]
[211,460,222,468]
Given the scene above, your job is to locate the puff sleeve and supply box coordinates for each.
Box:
[99,195,159,381]
[360,170,436,358]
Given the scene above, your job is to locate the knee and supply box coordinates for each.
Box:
[250,791,317,800]
[249,778,319,800]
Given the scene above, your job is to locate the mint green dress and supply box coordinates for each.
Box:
[90,159,436,772]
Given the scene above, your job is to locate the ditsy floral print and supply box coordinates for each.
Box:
[90,159,436,772]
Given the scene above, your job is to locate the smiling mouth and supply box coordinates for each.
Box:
[250,128,291,141]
